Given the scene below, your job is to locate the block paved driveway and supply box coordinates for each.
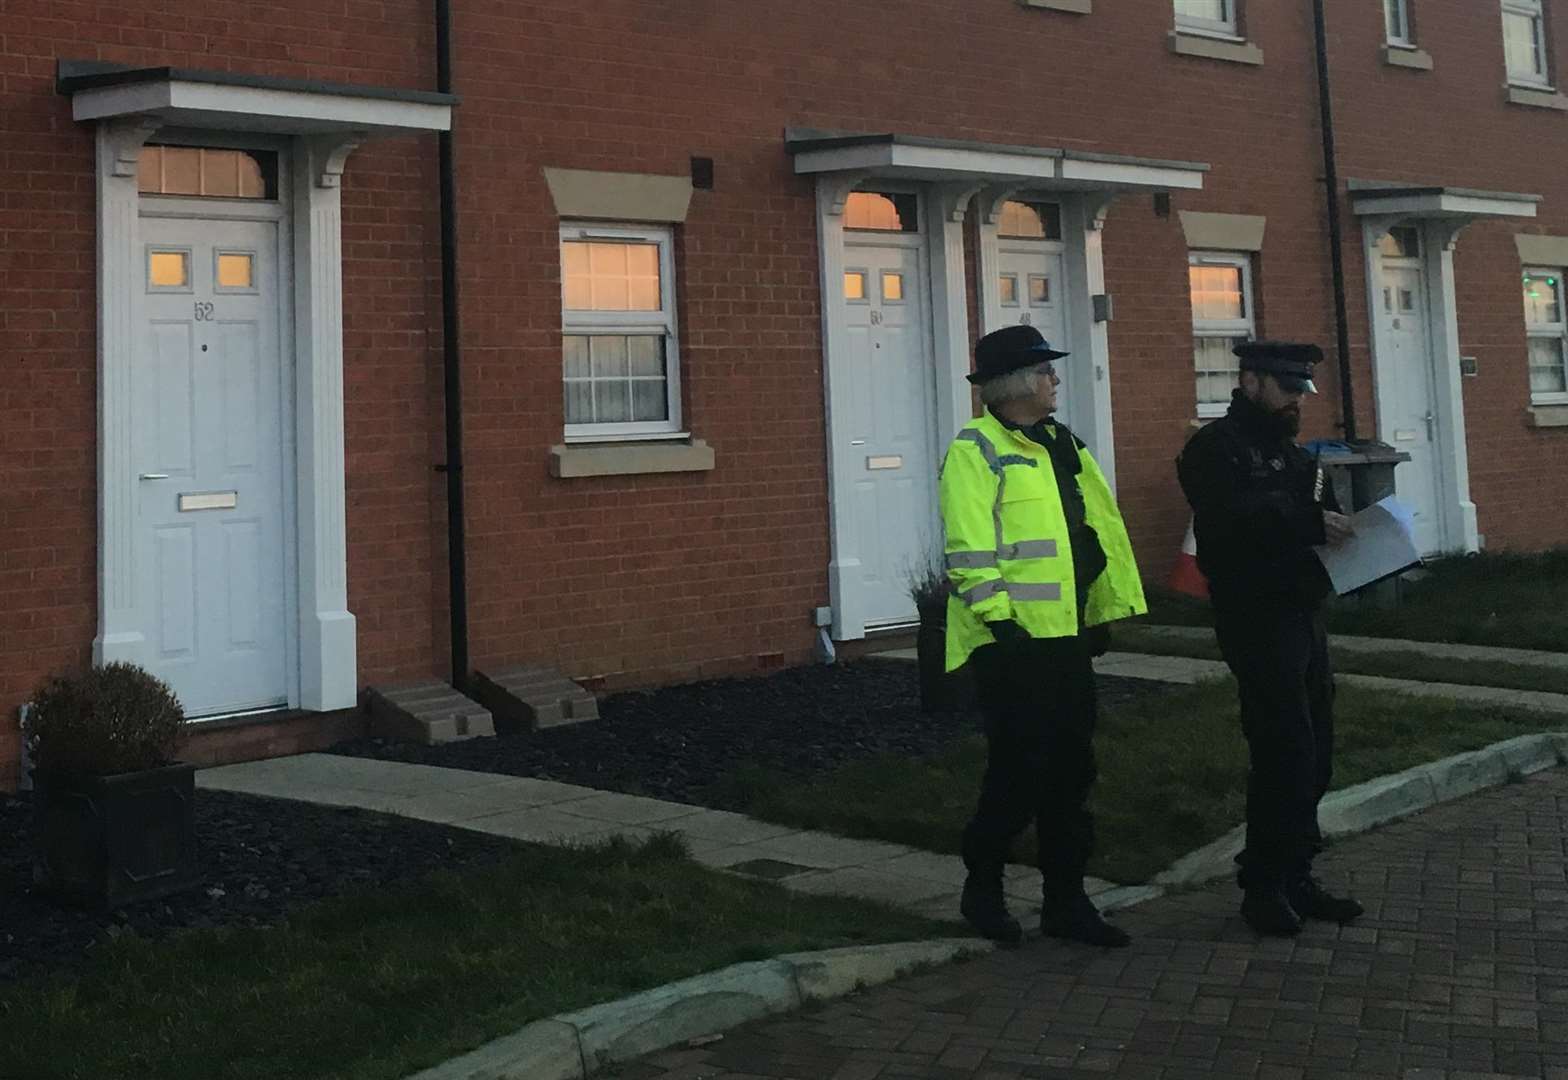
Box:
[615,769,1568,1080]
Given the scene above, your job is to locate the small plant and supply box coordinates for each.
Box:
[26,663,186,778]
[906,557,951,620]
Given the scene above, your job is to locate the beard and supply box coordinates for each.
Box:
[1275,404,1302,437]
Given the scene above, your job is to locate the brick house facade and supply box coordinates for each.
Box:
[2,0,1565,788]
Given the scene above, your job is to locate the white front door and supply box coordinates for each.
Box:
[989,244,1073,430]
[137,216,290,716]
[1375,262,1444,554]
[840,240,937,627]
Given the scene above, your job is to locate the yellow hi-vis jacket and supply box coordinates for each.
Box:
[939,411,1147,671]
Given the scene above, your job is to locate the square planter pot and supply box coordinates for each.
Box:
[33,762,199,910]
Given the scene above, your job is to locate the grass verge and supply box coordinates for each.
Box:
[1112,623,1568,696]
[0,833,948,1080]
[711,679,1565,886]
[1145,547,1568,652]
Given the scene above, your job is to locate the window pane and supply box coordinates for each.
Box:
[1528,337,1567,393]
[1505,11,1544,79]
[591,335,630,379]
[1385,0,1407,40]
[844,191,919,232]
[562,240,662,312]
[1377,226,1420,259]
[998,200,1062,241]
[1029,276,1051,304]
[162,147,201,195]
[1175,0,1228,23]
[565,379,594,423]
[1194,336,1245,404]
[631,380,669,422]
[596,380,630,423]
[563,334,591,379]
[137,146,163,194]
[626,335,665,377]
[882,272,904,302]
[1189,265,1245,322]
[844,271,866,300]
[999,274,1019,306]
[201,148,240,197]
[217,253,254,289]
[149,251,189,288]
[1523,272,1562,326]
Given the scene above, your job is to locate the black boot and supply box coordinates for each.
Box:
[1240,886,1303,936]
[1287,875,1363,923]
[960,875,1023,946]
[1041,885,1130,948]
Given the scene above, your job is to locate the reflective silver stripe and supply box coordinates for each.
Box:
[1008,582,1063,602]
[999,539,1059,560]
[995,454,1037,469]
[955,429,1002,475]
[959,578,1007,604]
[945,551,998,570]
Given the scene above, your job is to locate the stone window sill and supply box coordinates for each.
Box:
[1019,0,1091,12]
[1382,45,1433,71]
[1169,30,1264,66]
[550,438,715,478]
[1527,404,1568,428]
[1507,84,1568,110]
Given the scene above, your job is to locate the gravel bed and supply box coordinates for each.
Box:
[0,790,521,984]
[330,659,1166,810]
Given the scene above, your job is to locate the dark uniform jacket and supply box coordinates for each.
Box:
[1176,390,1339,611]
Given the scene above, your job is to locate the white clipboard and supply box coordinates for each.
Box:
[1313,496,1422,595]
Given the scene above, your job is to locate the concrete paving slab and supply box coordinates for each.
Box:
[782,867,954,907]
[462,805,639,845]
[664,808,798,846]
[871,849,968,888]
[739,830,911,870]
[390,785,591,826]
[1138,623,1568,671]
[688,842,777,871]
[1339,673,1568,714]
[555,792,706,826]
[1093,652,1223,684]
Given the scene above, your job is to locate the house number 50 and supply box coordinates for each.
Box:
[194,302,216,321]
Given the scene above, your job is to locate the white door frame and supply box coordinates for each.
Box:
[93,118,360,712]
[1361,216,1480,554]
[814,178,1121,640]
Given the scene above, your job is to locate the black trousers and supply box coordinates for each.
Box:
[961,633,1098,888]
[1213,603,1335,890]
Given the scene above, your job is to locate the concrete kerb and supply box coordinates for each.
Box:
[401,938,992,1080]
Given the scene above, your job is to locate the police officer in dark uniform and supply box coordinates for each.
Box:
[1176,341,1365,936]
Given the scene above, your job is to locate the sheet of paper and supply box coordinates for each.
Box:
[1313,496,1422,595]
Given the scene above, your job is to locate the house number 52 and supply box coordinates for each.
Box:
[194,302,216,321]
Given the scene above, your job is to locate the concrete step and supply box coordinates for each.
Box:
[364,680,495,745]
[471,665,600,734]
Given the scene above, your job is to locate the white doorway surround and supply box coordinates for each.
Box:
[1350,181,1541,557]
[789,130,1207,640]
[58,61,453,715]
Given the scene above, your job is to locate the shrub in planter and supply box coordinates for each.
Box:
[26,663,199,910]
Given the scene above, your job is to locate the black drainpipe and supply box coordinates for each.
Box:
[1312,0,1358,440]
[436,0,470,690]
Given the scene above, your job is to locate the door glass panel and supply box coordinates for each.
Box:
[999,274,1019,306]
[1377,226,1421,259]
[844,271,867,301]
[843,191,919,232]
[997,200,1063,241]
[1398,288,1416,313]
[1383,287,1393,312]
[1028,275,1051,304]
[217,253,254,289]
[882,271,904,302]
[138,146,277,199]
[149,250,189,289]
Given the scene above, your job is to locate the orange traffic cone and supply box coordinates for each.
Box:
[1166,518,1209,600]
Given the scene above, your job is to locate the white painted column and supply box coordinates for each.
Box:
[93,116,162,669]
[1061,193,1119,490]
[292,134,362,710]
[1423,220,1481,553]
[926,183,982,448]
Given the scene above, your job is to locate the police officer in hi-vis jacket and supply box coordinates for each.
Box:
[1177,340,1364,936]
[940,325,1147,948]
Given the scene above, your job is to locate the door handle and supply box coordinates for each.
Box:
[139,473,170,480]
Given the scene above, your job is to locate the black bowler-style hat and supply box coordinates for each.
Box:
[1234,340,1322,394]
[966,325,1071,385]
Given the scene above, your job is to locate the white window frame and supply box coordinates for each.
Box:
[1174,0,1239,38]
[1524,265,1568,404]
[1503,0,1551,87]
[1385,0,1413,46]
[1189,251,1256,418]
[560,222,684,442]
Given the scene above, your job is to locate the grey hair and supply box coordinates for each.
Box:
[978,361,1051,407]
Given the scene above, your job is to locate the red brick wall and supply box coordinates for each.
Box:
[4,0,1567,787]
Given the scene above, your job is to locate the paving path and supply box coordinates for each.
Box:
[197,753,1137,921]
[613,769,1568,1080]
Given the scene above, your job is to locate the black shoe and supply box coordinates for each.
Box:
[1240,887,1304,936]
[1041,893,1130,948]
[960,878,1023,946]
[1288,876,1364,923]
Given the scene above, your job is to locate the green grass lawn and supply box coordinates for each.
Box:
[0,834,948,1080]
[1112,623,1568,696]
[1146,547,1568,652]
[710,679,1566,886]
